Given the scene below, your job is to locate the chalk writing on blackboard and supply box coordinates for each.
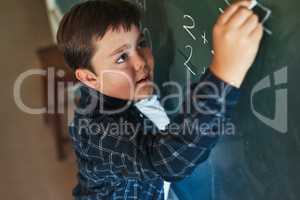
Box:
[201,32,208,45]
[182,14,214,75]
[184,45,196,75]
[183,15,197,41]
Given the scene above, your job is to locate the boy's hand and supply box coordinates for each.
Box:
[210,0,263,88]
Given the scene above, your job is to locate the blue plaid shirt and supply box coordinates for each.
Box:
[69,70,240,199]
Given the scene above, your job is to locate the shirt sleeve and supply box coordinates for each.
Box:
[138,69,241,181]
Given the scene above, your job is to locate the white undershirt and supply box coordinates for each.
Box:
[134,95,171,200]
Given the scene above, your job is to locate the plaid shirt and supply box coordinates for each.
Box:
[69,70,240,200]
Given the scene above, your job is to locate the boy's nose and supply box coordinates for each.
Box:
[133,51,146,71]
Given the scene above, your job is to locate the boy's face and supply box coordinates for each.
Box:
[76,24,154,101]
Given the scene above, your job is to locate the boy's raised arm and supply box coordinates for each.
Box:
[140,69,240,181]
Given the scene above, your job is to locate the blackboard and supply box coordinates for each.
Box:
[137,0,299,199]
[57,0,300,199]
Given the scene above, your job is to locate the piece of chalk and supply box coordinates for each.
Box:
[248,0,258,9]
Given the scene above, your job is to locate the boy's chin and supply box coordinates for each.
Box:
[134,88,154,101]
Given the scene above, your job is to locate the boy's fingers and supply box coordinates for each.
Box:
[241,13,259,34]
[226,7,253,28]
[217,0,251,25]
[250,23,264,40]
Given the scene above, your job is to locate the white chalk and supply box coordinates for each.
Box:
[248,0,258,10]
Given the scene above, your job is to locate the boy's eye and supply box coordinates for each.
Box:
[138,39,148,48]
[116,53,129,64]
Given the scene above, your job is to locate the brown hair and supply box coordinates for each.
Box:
[56,0,141,71]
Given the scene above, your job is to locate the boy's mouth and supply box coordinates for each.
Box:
[137,74,151,84]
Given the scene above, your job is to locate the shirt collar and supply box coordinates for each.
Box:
[76,83,135,116]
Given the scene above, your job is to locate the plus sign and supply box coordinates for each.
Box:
[201,32,208,45]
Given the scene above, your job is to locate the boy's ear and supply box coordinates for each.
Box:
[75,68,98,90]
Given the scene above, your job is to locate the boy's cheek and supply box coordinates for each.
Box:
[94,72,136,99]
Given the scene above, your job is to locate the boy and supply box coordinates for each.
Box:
[57,0,263,199]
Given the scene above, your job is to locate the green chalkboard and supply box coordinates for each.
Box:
[55,0,80,13]
[137,0,299,199]
[57,0,300,199]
